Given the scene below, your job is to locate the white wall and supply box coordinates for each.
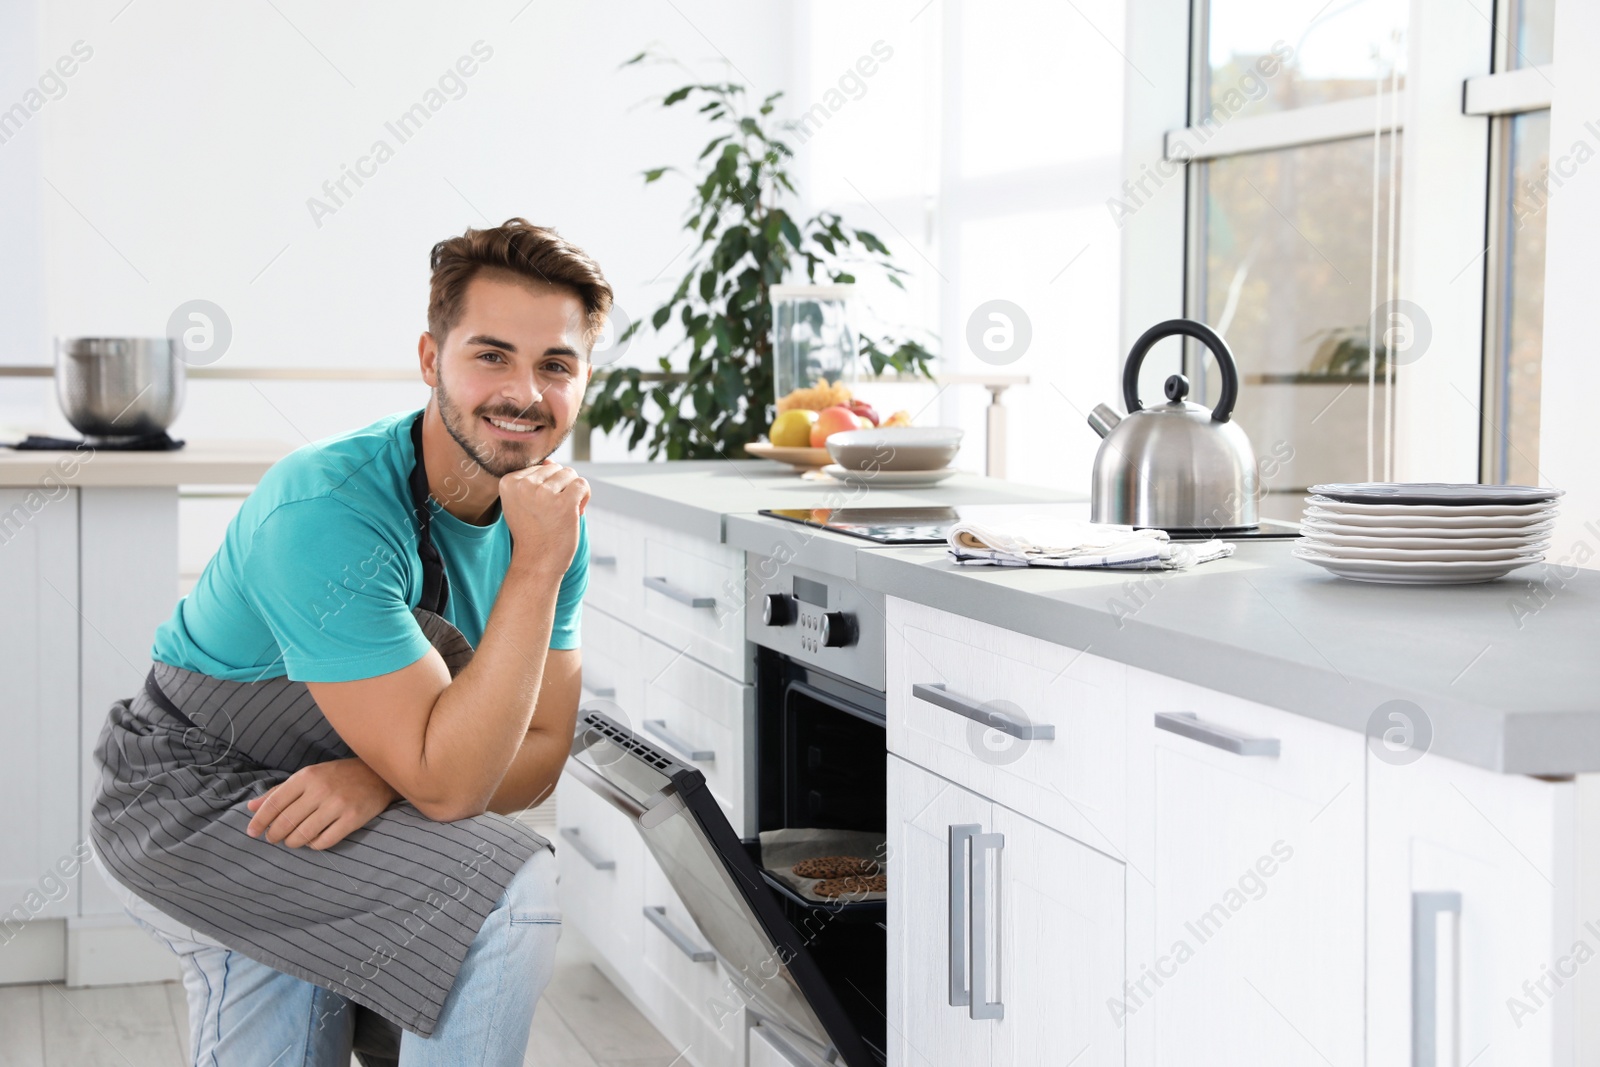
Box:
[2,0,796,458]
[1538,0,1600,567]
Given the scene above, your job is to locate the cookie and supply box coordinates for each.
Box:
[792,855,879,880]
[812,874,887,898]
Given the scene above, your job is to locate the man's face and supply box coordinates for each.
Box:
[423,271,595,479]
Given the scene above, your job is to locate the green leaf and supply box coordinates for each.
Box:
[853,229,891,255]
[609,58,940,459]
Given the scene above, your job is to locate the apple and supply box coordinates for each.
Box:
[847,399,880,426]
[810,404,867,447]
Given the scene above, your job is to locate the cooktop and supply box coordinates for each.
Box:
[759,504,1303,545]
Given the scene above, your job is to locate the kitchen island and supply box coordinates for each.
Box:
[570,459,1600,1067]
[0,440,292,989]
[578,458,1600,775]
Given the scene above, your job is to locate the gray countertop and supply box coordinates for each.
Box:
[576,461,1600,775]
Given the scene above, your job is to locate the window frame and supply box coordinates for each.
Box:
[1475,0,1556,482]
[1136,0,1526,488]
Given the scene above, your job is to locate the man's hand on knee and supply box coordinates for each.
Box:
[245,759,402,849]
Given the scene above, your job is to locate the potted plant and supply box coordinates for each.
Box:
[583,57,936,460]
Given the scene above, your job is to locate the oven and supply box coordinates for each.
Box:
[566,552,889,1067]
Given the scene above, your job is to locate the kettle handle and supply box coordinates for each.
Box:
[1122,319,1240,424]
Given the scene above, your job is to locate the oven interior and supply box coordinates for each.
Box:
[753,646,888,1063]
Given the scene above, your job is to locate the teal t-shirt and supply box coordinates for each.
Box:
[152,408,587,683]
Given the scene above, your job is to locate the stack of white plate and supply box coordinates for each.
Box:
[1293,483,1562,584]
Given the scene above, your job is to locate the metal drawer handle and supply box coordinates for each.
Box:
[644,719,714,761]
[1154,711,1280,757]
[1413,891,1462,1067]
[593,554,618,567]
[969,831,1005,1021]
[557,827,615,871]
[643,575,716,608]
[913,683,1055,741]
[643,905,714,962]
[948,824,979,1007]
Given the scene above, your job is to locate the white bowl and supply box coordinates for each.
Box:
[825,427,963,472]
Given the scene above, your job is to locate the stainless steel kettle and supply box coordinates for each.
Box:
[1088,318,1258,533]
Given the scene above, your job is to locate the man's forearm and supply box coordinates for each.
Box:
[483,728,568,815]
[416,556,564,817]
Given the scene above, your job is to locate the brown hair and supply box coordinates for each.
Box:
[427,218,613,355]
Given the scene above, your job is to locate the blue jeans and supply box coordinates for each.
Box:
[118,848,562,1066]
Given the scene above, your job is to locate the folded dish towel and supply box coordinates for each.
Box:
[946,517,1234,571]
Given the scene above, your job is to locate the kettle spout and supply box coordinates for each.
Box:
[1088,403,1121,439]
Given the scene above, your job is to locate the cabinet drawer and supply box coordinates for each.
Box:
[638,630,755,836]
[554,771,643,978]
[641,530,750,682]
[638,849,740,1067]
[583,506,642,621]
[886,598,1127,855]
[579,604,643,713]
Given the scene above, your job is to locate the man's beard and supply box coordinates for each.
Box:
[435,374,573,479]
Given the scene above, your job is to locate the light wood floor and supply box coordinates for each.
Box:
[0,932,682,1066]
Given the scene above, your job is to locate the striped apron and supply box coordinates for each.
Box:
[89,411,550,1040]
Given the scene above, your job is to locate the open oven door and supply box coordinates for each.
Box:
[564,708,881,1067]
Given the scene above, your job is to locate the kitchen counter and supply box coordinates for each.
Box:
[0,440,293,487]
[576,460,1600,775]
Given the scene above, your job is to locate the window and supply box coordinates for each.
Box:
[799,0,1128,490]
[1185,0,1408,518]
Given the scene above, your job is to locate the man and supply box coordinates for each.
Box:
[89,218,606,1066]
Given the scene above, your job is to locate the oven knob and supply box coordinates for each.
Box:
[763,593,796,626]
[819,611,855,647]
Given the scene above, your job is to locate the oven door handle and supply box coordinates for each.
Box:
[914,683,1055,741]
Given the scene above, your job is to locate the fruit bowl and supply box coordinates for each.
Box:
[745,441,834,470]
[825,427,963,472]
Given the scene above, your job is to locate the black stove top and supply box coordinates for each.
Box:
[759,504,1302,545]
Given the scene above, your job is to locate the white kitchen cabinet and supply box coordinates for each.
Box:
[640,524,751,682]
[888,754,994,1067]
[888,756,1125,1067]
[579,601,643,712]
[1367,752,1600,1066]
[989,800,1126,1067]
[570,509,756,1067]
[584,506,644,622]
[638,627,756,836]
[748,1021,814,1066]
[886,598,1128,858]
[1123,667,1365,1067]
[638,848,741,1067]
[0,489,81,927]
[77,487,180,922]
[554,769,643,979]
